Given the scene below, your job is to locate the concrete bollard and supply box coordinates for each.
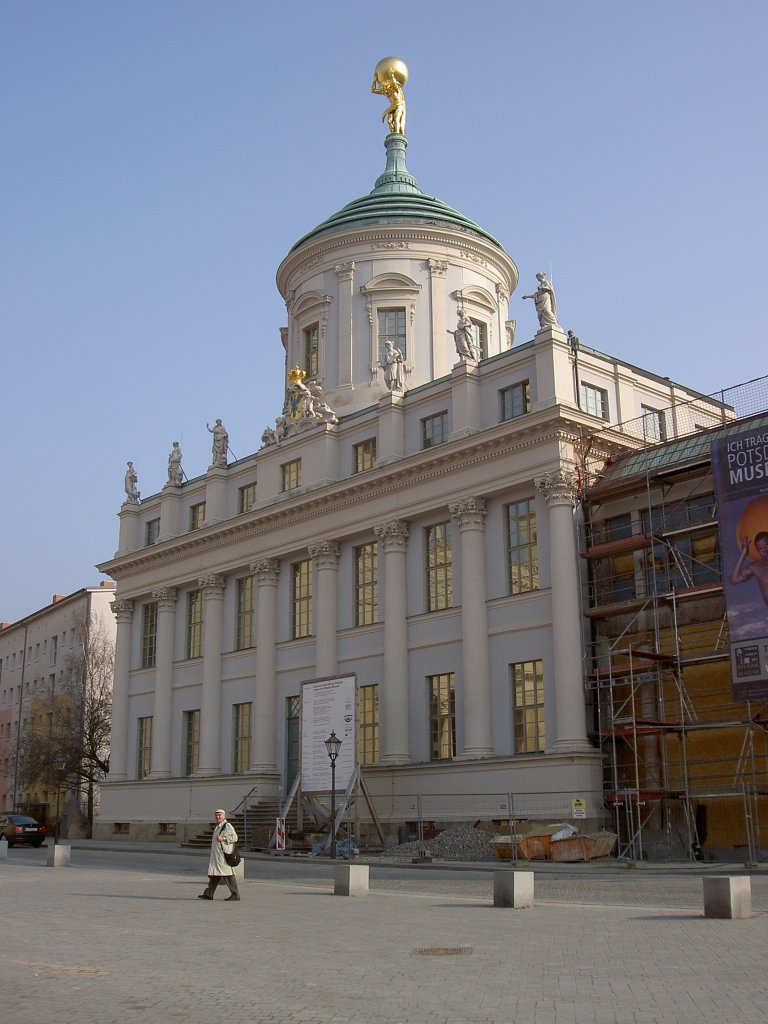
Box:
[703,875,751,919]
[334,863,369,896]
[0,837,7,860]
[47,843,71,867]
[493,870,534,908]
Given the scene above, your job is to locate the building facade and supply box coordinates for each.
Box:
[0,584,116,830]
[96,103,728,844]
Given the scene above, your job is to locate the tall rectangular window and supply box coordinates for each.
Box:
[236,576,254,650]
[50,635,58,666]
[145,518,160,546]
[137,716,153,779]
[353,438,377,473]
[641,405,666,442]
[186,590,203,659]
[233,702,252,773]
[184,710,200,776]
[304,323,319,378]
[470,318,488,359]
[506,499,539,595]
[141,601,158,669]
[291,560,312,639]
[425,522,452,611]
[429,673,455,760]
[580,382,609,420]
[238,482,257,514]
[359,684,379,765]
[281,459,302,492]
[355,542,378,626]
[512,660,545,753]
[500,381,531,421]
[189,502,206,531]
[421,411,448,449]
[377,307,406,361]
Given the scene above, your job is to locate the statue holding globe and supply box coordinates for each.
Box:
[371,57,408,135]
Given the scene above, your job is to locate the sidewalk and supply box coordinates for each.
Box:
[1,845,767,1024]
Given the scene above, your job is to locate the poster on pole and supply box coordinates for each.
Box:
[300,675,357,792]
[712,425,768,701]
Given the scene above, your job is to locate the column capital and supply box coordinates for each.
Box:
[251,558,279,586]
[335,260,356,281]
[427,258,448,278]
[111,598,134,622]
[308,540,340,570]
[152,587,178,610]
[449,496,487,529]
[535,468,578,508]
[374,519,409,552]
[199,573,226,598]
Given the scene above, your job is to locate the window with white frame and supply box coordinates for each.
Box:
[353,438,377,473]
[421,411,448,449]
[580,382,609,420]
[641,404,666,441]
[500,381,531,421]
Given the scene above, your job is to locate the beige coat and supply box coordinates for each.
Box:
[207,820,238,876]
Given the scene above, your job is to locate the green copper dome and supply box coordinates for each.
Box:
[290,134,505,252]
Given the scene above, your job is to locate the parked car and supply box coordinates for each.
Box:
[0,813,47,847]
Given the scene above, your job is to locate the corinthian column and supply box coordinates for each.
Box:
[374,520,411,764]
[108,599,134,780]
[196,574,226,776]
[251,559,279,773]
[450,497,494,758]
[148,587,177,778]
[309,540,340,677]
[535,469,591,751]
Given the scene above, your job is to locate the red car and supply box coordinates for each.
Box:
[0,813,47,847]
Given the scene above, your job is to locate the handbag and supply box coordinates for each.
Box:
[219,822,241,867]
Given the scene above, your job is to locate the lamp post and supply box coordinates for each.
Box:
[53,756,66,845]
[324,730,342,859]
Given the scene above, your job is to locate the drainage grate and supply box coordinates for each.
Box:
[410,946,473,957]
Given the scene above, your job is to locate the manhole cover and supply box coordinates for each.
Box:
[410,946,473,957]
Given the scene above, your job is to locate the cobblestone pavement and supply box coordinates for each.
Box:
[2,846,767,1024]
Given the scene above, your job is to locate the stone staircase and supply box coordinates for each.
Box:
[183,800,301,851]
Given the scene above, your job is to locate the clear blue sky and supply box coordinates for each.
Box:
[2,1,766,623]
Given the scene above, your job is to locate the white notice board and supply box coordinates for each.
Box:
[300,675,356,792]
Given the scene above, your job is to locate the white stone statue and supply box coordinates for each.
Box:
[448,308,478,361]
[522,272,559,329]
[262,373,339,446]
[124,461,140,503]
[380,339,405,391]
[206,419,229,468]
[167,441,183,486]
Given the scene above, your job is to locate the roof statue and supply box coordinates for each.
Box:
[371,57,408,135]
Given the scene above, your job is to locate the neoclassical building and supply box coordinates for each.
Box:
[96,67,727,842]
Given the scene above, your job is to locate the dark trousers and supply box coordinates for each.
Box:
[204,873,239,897]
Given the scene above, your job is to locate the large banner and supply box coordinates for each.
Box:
[300,675,357,792]
[712,425,768,701]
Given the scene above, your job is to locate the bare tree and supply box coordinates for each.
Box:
[15,613,114,835]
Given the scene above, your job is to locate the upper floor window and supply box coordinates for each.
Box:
[580,382,609,420]
[500,381,531,421]
[186,590,203,659]
[377,308,406,362]
[189,502,206,531]
[425,522,452,611]
[421,411,448,450]
[304,323,319,379]
[145,518,160,546]
[141,601,158,669]
[358,684,379,766]
[353,438,377,474]
[291,560,312,639]
[238,482,257,514]
[470,319,488,360]
[50,635,58,667]
[355,542,378,626]
[641,405,666,442]
[236,576,254,650]
[233,702,252,774]
[281,459,301,492]
[506,499,539,595]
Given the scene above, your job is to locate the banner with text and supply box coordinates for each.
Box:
[300,675,357,792]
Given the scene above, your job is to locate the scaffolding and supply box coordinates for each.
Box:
[577,377,768,862]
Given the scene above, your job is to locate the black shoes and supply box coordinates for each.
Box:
[198,893,213,900]
[225,894,240,901]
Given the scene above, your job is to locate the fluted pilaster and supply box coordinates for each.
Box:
[108,599,134,779]
[374,520,411,763]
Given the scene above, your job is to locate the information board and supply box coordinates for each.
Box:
[300,675,357,792]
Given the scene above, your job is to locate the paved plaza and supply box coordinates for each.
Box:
[1,844,767,1024]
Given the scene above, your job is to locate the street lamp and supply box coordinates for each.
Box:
[53,756,66,845]
[324,731,342,859]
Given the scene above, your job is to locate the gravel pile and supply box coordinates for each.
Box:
[381,826,501,862]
